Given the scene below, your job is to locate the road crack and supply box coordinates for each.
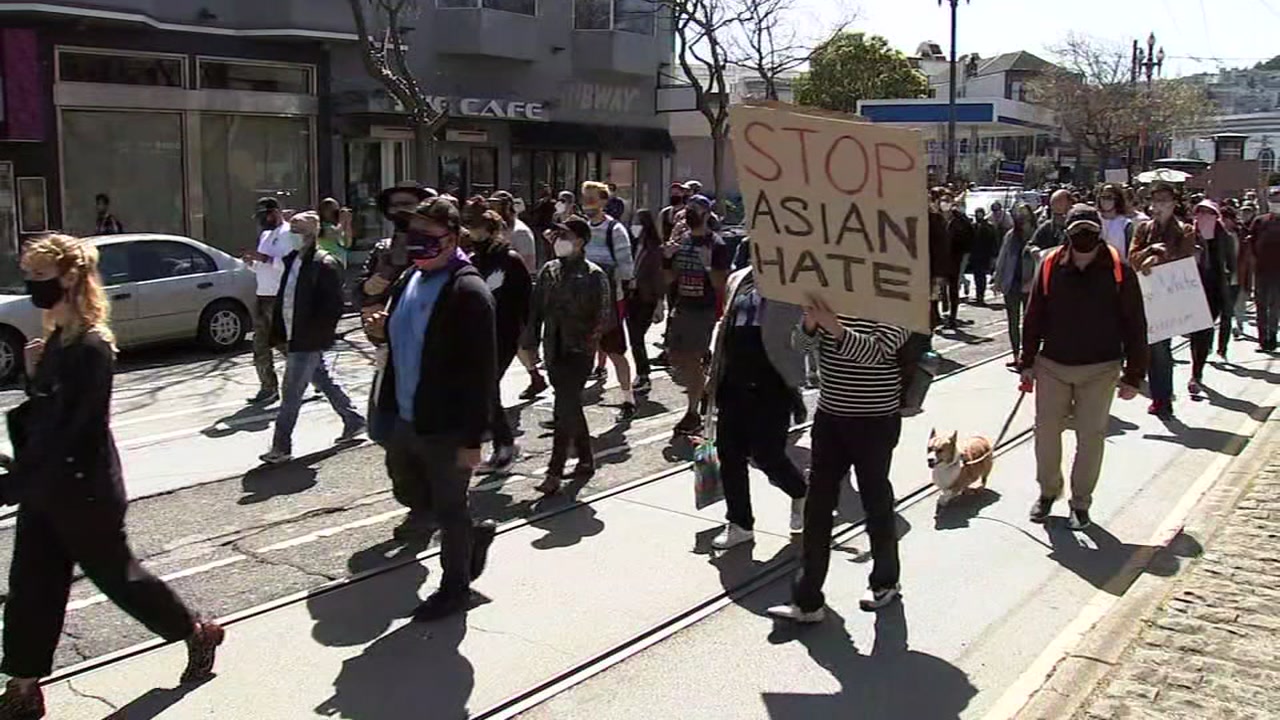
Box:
[67,679,119,712]
[468,623,571,657]
[231,540,339,583]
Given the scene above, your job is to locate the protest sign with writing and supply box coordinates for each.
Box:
[728,103,931,332]
[1137,256,1213,344]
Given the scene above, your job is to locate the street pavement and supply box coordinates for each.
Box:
[21,298,1280,719]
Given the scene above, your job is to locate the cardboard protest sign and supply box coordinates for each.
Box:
[728,103,930,332]
[1137,256,1214,344]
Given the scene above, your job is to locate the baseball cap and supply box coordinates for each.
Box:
[376,181,434,217]
[1065,204,1102,236]
[553,215,592,241]
[408,198,461,232]
[1149,180,1179,199]
[1193,199,1221,216]
[687,194,713,210]
[255,197,281,214]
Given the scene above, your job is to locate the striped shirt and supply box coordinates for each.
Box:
[796,316,910,417]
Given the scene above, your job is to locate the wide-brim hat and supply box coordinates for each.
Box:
[377,182,435,217]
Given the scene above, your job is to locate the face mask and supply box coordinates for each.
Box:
[555,202,568,215]
[1197,217,1217,236]
[554,239,576,258]
[392,215,411,232]
[27,278,65,310]
[1069,231,1101,254]
[670,196,684,207]
[939,202,952,213]
[406,229,448,261]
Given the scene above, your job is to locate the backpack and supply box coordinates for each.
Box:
[603,218,632,266]
[1040,244,1122,295]
[898,332,939,417]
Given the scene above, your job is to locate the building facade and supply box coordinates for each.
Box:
[0,0,674,270]
[1171,68,1280,181]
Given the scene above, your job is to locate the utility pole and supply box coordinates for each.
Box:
[940,0,969,186]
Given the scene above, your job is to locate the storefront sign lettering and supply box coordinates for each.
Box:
[424,96,548,121]
[560,83,642,115]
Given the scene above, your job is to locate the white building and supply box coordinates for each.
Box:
[1171,68,1280,177]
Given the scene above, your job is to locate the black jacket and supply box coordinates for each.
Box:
[525,256,612,361]
[376,262,497,449]
[271,244,345,353]
[6,329,125,512]
[356,234,411,310]
[968,220,999,273]
[945,210,975,275]
[928,211,951,278]
[469,241,533,365]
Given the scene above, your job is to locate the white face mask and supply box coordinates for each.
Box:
[555,201,568,215]
[554,239,576,258]
[939,202,952,213]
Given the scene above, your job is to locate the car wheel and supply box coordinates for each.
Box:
[0,327,24,385]
[199,300,249,352]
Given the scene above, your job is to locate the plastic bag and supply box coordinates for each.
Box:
[693,436,723,509]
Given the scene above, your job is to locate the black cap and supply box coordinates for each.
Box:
[255,197,281,213]
[553,215,591,241]
[377,181,435,217]
[1149,180,1179,199]
[409,197,461,232]
[1065,204,1102,236]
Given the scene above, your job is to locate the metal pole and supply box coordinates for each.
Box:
[946,0,959,185]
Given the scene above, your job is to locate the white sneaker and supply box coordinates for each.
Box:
[790,498,805,533]
[712,524,754,549]
[859,584,901,612]
[766,603,826,624]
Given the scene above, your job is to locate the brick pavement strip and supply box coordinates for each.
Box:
[1077,455,1280,720]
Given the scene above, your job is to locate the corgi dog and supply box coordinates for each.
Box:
[927,429,994,506]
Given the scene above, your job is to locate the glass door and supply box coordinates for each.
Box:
[346,139,410,248]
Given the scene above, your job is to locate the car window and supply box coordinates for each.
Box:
[97,244,133,286]
[129,241,217,282]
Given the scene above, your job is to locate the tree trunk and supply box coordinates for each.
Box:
[711,126,726,218]
[414,123,437,187]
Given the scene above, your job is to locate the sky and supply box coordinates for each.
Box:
[800,0,1280,78]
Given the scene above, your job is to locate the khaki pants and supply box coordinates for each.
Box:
[1034,357,1120,510]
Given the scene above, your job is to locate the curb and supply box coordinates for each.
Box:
[1010,406,1280,720]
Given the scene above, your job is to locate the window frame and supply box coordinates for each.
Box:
[436,0,539,15]
[573,0,655,34]
[195,56,317,96]
[127,239,217,283]
[55,46,189,88]
[95,243,135,287]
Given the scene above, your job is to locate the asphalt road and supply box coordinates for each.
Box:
[0,297,1015,675]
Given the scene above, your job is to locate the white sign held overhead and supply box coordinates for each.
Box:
[1104,169,1130,184]
[1138,257,1214,344]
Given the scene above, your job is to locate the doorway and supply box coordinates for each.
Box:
[345,138,410,247]
[438,146,499,200]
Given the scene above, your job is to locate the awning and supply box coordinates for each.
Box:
[512,122,675,153]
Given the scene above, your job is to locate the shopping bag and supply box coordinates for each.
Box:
[692,435,723,509]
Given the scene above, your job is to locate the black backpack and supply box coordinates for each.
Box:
[898,332,939,417]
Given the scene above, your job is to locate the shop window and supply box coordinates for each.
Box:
[438,0,537,14]
[58,49,184,87]
[61,110,186,237]
[201,114,312,252]
[198,59,313,94]
[439,152,468,198]
[470,148,498,197]
[575,0,654,33]
[608,158,638,215]
[578,152,601,184]
[511,152,532,205]
[1258,148,1276,174]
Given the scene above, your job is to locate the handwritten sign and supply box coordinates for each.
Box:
[1138,257,1214,344]
[728,103,930,332]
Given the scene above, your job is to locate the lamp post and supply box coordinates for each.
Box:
[1131,32,1165,169]
[940,0,969,186]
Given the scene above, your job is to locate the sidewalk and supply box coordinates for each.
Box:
[1075,436,1280,719]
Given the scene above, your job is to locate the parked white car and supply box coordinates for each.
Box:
[0,234,259,382]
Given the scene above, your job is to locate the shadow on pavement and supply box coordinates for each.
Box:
[527,482,605,550]
[933,488,1002,530]
[315,613,474,720]
[103,681,201,720]
[761,603,977,719]
[1216,360,1280,385]
[308,539,431,648]
[1195,382,1268,419]
[1044,524,1202,595]
[238,446,353,504]
[1106,415,1140,438]
[1145,416,1255,456]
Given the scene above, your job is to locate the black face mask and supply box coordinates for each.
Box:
[392,215,411,233]
[1070,231,1102,254]
[27,278,65,310]
[670,196,684,207]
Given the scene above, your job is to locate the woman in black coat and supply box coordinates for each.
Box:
[463,200,534,474]
[0,235,224,718]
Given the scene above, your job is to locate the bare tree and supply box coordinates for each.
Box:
[663,0,739,214]
[347,0,447,184]
[729,0,851,101]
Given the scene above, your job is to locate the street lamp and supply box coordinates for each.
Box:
[940,0,969,186]
[1131,32,1165,168]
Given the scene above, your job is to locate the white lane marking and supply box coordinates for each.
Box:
[981,381,1280,720]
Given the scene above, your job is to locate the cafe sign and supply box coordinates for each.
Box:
[424,96,548,122]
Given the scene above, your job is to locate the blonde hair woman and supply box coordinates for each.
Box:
[0,235,224,719]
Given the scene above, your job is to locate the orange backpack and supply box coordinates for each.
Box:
[1040,244,1123,295]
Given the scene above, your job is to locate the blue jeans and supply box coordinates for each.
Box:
[1147,339,1174,404]
[271,351,364,454]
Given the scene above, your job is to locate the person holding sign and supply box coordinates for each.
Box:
[1020,205,1148,531]
[661,195,731,436]
[1129,181,1198,418]
[768,298,910,622]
